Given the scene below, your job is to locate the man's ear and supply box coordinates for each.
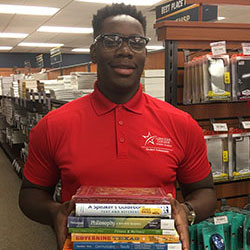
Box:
[90,44,97,64]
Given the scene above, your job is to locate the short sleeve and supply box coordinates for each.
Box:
[23,115,60,187]
[177,115,211,184]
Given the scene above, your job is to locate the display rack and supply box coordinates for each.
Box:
[0,94,63,178]
[154,20,250,210]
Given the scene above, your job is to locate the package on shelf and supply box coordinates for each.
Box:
[10,81,19,98]
[1,76,13,96]
[202,54,231,102]
[230,54,250,101]
[141,69,165,101]
[27,71,48,81]
[49,88,75,102]
[38,79,61,93]
[73,89,93,99]
[183,62,192,104]
[57,75,74,88]
[204,133,229,181]
[11,73,25,82]
[21,142,29,162]
[70,72,97,90]
[2,98,14,126]
[19,79,38,98]
[228,132,250,179]
[0,114,7,129]
[6,127,25,144]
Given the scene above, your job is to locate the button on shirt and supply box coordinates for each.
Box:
[24,82,211,202]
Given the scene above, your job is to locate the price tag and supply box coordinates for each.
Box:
[212,123,228,132]
[214,215,228,225]
[168,244,182,250]
[242,121,250,129]
[210,41,227,56]
[224,72,230,84]
[223,150,228,162]
[242,43,250,55]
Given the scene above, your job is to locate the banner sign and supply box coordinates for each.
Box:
[156,0,217,22]
[50,47,62,65]
[36,54,44,68]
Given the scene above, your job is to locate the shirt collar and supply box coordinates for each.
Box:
[90,81,144,116]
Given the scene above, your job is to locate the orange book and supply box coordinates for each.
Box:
[63,238,73,250]
[72,186,170,204]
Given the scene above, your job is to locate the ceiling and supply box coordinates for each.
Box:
[0,0,250,54]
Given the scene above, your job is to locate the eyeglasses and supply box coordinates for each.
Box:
[94,33,150,53]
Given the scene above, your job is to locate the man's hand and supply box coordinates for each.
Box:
[167,194,189,250]
[53,200,75,250]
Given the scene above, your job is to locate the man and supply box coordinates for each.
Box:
[19,3,216,250]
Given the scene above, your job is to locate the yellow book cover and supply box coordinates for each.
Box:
[71,232,179,243]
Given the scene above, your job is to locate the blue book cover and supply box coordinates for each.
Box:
[73,242,181,250]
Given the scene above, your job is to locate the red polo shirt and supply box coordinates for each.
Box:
[24,83,211,202]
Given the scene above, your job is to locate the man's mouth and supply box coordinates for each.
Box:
[111,64,135,76]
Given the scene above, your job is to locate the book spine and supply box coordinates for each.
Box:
[68,217,172,229]
[69,227,165,235]
[75,204,171,217]
[73,198,170,204]
[73,242,170,250]
[71,233,179,243]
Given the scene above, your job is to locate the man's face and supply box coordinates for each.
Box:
[91,15,147,99]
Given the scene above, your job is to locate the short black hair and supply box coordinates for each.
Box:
[92,3,147,38]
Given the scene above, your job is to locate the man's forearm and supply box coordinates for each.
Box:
[19,187,61,226]
[184,188,217,223]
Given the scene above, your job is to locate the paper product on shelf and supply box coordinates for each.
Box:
[142,69,165,101]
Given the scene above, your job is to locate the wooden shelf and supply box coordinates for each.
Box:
[155,21,250,42]
[178,101,250,120]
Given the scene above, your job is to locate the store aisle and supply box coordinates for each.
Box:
[0,147,57,250]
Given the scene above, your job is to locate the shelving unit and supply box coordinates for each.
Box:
[0,94,64,178]
[154,19,250,210]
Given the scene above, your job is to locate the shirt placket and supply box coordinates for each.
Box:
[115,105,128,159]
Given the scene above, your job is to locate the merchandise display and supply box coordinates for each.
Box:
[189,209,250,250]
[183,53,232,104]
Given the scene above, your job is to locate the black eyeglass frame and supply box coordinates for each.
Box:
[93,33,151,52]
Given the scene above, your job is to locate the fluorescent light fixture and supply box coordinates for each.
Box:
[0,33,28,38]
[146,45,165,51]
[76,0,160,6]
[0,4,59,16]
[18,42,64,47]
[38,26,93,34]
[217,16,226,21]
[72,48,90,53]
[0,46,12,50]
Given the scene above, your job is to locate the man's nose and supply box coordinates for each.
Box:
[116,40,133,57]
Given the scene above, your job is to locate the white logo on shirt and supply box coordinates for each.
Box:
[141,132,173,153]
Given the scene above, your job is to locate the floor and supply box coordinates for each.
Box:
[0,147,57,250]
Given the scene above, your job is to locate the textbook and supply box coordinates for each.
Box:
[67,216,174,229]
[71,232,179,243]
[63,238,73,250]
[75,203,171,218]
[68,227,176,235]
[72,186,170,204]
[73,242,182,250]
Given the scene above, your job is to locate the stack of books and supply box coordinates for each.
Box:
[63,186,182,250]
